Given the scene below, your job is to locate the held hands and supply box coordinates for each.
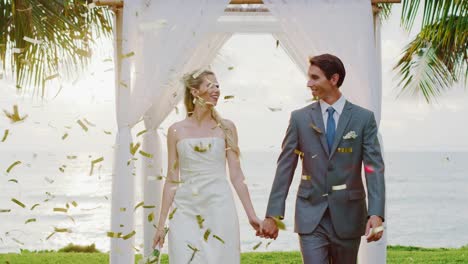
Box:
[366,215,384,243]
[249,216,264,236]
[258,217,279,239]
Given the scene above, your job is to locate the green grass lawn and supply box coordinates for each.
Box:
[1,245,467,263]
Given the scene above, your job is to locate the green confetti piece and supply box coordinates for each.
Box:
[122,230,136,240]
[227,66,234,70]
[0,209,11,213]
[134,201,144,211]
[1,129,9,142]
[53,208,68,213]
[11,198,25,208]
[139,150,153,159]
[224,95,235,100]
[46,232,56,240]
[8,179,18,183]
[130,142,141,155]
[104,130,112,135]
[213,234,225,244]
[121,51,135,59]
[253,241,262,250]
[71,201,78,207]
[142,205,156,209]
[25,218,36,224]
[107,231,122,238]
[67,155,77,159]
[187,244,199,262]
[54,227,71,233]
[76,120,88,132]
[6,161,21,173]
[272,217,286,230]
[148,212,154,222]
[203,229,211,242]
[196,215,204,229]
[169,208,177,220]
[266,241,272,248]
[136,129,147,137]
[62,133,69,140]
[30,204,40,210]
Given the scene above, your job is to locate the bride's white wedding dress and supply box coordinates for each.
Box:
[168,137,240,264]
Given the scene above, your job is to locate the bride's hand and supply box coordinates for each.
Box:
[249,216,263,234]
[152,228,166,249]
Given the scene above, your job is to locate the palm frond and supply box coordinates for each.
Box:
[377,3,393,21]
[0,0,113,97]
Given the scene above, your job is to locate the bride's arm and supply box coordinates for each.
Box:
[156,124,180,231]
[225,120,261,229]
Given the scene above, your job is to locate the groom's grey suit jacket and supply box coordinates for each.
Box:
[266,100,385,239]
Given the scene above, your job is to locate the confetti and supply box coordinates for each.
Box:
[130,142,141,155]
[120,51,135,59]
[30,204,40,210]
[0,209,11,213]
[213,234,225,244]
[1,129,9,142]
[142,205,156,209]
[224,95,235,100]
[83,118,96,127]
[187,244,200,262]
[136,129,147,137]
[227,66,234,70]
[62,133,69,140]
[253,241,262,250]
[11,198,26,208]
[53,208,68,213]
[169,208,177,220]
[54,227,71,233]
[134,201,144,211]
[122,230,136,240]
[139,150,153,159]
[276,39,280,48]
[67,155,77,159]
[4,105,27,123]
[8,179,18,183]
[309,123,322,134]
[6,161,21,173]
[89,157,104,176]
[272,217,286,230]
[203,229,211,242]
[147,212,154,222]
[267,107,282,112]
[77,120,88,132]
[25,218,36,224]
[107,231,122,238]
[196,215,204,229]
[104,130,112,135]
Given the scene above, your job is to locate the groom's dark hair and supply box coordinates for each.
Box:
[309,54,346,88]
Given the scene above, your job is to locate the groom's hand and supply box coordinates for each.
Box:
[260,217,279,239]
[366,215,384,243]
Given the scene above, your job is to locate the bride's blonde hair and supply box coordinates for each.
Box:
[182,69,240,157]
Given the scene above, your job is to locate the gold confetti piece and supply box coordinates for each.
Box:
[77,120,88,132]
[62,133,68,140]
[6,160,21,173]
[67,155,77,159]
[54,227,71,233]
[147,212,154,222]
[294,149,304,158]
[44,73,59,81]
[227,66,234,70]
[134,201,144,211]
[142,205,156,209]
[122,230,136,240]
[224,95,235,100]
[11,198,26,208]
[54,208,68,213]
[119,81,128,88]
[1,129,9,142]
[332,184,347,191]
[59,166,65,173]
[12,238,24,245]
[203,229,211,241]
[104,130,112,135]
[194,143,211,153]
[83,118,96,127]
[169,208,177,220]
[25,218,36,224]
[76,48,91,57]
[89,157,104,176]
[272,217,286,230]
[276,39,280,48]
[266,241,272,248]
[139,150,153,159]
[0,209,11,213]
[120,51,135,59]
[71,201,78,207]
[337,147,353,153]
[130,142,141,155]
[187,244,200,262]
[30,204,40,210]
[120,207,126,212]
[301,175,311,181]
[310,123,322,134]
[107,231,122,238]
[267,107,282,112]
[136,129,147,137]
[8,179,18,183]
[253,241,262,250]
[196,215,204,229]
[213,234,225,244]
[66,203,70,209]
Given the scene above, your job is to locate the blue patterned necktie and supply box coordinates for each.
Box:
[326,107,336,152]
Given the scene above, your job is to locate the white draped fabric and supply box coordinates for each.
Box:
[111,0,385,263]
[110,1,230,263]
[264,1,385,263]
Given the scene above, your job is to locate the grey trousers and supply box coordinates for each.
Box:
[299,209,361,264]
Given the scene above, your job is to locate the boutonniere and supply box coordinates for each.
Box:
[343,131,357,140]
[309,123,322,134]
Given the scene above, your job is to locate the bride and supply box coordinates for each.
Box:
[152,69,262,263]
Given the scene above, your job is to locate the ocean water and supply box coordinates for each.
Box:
[0,150,467,253]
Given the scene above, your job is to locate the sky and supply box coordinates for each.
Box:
[1,4,467,154]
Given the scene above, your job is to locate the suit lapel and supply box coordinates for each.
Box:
[329,101,353,157]
[309,103,329,156]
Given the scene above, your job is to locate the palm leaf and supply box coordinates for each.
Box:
[0,0,113,96]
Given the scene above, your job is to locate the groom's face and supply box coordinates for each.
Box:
[307,65,339,100]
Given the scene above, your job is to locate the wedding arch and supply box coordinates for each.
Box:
[92,0,400,263]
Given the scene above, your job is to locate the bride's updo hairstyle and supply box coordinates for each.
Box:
[182,70,240,157]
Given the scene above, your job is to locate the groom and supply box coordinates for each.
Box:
[261,54,385,264]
